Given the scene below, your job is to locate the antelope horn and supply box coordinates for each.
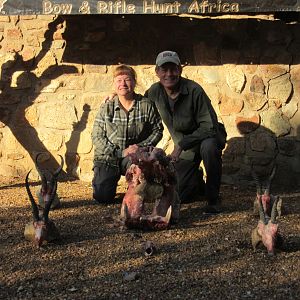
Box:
[121,203,130,221]
[163,206,172,224]
[25,170,40,222]
[251,169,262,194]
[266,165,277,193]
[35,153,47,192]
[43,180,57,223]
[47,155,64,197]
[271,196,279,223]
[257,195,267,225]
[53,155,64,177]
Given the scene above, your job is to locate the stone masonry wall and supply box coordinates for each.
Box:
[0,14,299,189]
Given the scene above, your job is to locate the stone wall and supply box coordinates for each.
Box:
[0,14,299,189]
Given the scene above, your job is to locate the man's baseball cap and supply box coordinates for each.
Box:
[155,51,181,67]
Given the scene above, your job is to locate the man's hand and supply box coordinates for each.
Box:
[169,145,182,162]
[123,144,139,157]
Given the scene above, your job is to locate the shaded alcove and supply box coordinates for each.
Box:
[61,13,300,66]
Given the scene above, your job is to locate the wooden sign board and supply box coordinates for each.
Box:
[0,0,299,15]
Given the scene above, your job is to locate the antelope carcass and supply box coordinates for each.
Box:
[251,195,283,255]
[24,170,60,247]
[120,146,180,230]
[36,153,64,209]
[252,165,282,218]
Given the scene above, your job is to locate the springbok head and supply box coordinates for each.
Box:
[257,195,280,255]
[25,170,58,247]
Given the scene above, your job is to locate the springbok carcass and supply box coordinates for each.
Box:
[120,146,180,230]
[35,153,64,210]
[24,170,60,247]
[251,195,283,255]
[252,165,282,218]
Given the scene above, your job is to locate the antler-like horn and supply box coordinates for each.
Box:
[271,196,279,223]
[35,153,47,192]
[43,180,57,223]
[257,195,267,225]
[53,155,64,177]
[266,165,277,193]
[251,169,262,194]
[25,171,40,222]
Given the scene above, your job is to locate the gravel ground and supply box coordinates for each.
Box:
[0,178,300,300]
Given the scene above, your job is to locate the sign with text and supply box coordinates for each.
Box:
[0,0,299,15]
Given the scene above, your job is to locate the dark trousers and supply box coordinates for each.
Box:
[176,137,222,205]
[92,158,130,204]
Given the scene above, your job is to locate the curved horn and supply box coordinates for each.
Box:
[266,165,277,193]
[53,155,64,177]
[35,153,47,192]
[163,206,172,224]
[120,203,129,221]
[271,196,279,223]
[43,180,57,223]
[257,195,267,225]
[251,169,262,194]
[44,155,64,221]
[25,171,40,222]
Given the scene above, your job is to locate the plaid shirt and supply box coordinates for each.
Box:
[92,93,163,166]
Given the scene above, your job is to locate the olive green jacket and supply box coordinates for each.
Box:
[145,77,226,161]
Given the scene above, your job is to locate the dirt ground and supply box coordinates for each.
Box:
[0,177,300,300]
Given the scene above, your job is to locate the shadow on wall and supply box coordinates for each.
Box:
[0,16,79,179]
[65,103,91,178]
[223,121,300,192]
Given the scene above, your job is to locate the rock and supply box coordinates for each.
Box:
[123,272,139,281]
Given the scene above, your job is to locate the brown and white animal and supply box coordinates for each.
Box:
[252,165,282,218]
[120,146,180,230]
[251,195,282,255]
[36,153,64,209]
[24,168,61,247]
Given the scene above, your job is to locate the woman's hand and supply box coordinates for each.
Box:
[123,144,139,157]
[104,93,117,103]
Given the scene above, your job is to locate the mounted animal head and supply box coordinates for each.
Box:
[25,170,58,247]
[36,153,64,209]
[122,202,172,230]
[128,146,177,186]
[252,165,276,216]
[121,146,177,230]
[256,195,280,255]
